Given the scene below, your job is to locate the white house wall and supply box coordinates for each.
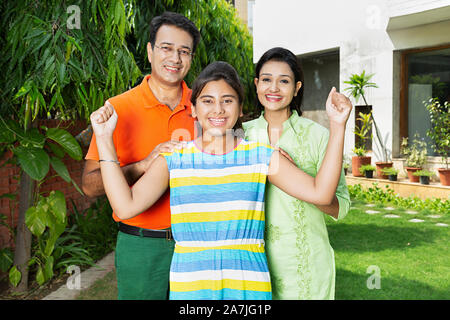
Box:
[252,0,450,161]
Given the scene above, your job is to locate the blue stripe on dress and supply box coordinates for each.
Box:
[171,219,265,233]
[173,227,264,242]
[170,249,268,269]
[170,288,271,300]
[171,257,269,273]
[171,190,265,205]
[171,182,264,196]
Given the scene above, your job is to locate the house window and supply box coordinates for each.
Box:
[400,45,450,155]
[300,50,340,129]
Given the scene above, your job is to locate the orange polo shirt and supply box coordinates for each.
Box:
[85,75,195,229]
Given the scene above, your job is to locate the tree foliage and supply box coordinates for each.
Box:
[0,0,141,122]
[0,0,255,122]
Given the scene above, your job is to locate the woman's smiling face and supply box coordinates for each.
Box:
[255,60,302,113]
[192,79,243,138]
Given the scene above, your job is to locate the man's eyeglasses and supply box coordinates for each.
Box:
[154,44,193,58]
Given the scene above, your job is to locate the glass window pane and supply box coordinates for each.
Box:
[407,48,450,155]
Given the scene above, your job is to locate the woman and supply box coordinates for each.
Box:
[244,47,351,300]
[91,61,351,300]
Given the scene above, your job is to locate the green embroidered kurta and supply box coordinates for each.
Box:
[243,111,350,300]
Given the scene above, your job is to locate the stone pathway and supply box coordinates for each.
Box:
[362,203,448,227]
[436,223,448,227]
[42,251,115,300]
[384,214,400,218]
[408,219,425,223]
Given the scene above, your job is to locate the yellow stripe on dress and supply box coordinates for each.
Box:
[171,173,266,187]
[171,210,265,224]
[170,278,271,292]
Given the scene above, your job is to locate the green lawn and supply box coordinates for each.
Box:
[76,199,449,300]
[326,199,450,300]
[76,270,117,300]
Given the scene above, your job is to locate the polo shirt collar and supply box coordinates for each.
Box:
[139,74,191,110]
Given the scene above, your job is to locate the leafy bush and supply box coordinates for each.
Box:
[401,134,428,168]
[348,183,450,214]
[412,169,435,177]
[68,197,118,262]
[425,97,449,169]
[359,164,375,174]
[381,167,399,175]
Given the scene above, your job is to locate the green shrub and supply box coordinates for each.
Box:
[348,183,450,214]
[412,169,435,177]
[68,197,118,262]
[381,167,399,175]
[359,164,375,174]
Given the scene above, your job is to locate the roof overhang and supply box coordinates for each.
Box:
[387,5,450,31]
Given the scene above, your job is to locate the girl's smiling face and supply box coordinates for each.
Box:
[192,79,243,138]
[255,60,302,113]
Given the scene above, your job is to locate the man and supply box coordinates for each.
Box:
[82,12,200,300]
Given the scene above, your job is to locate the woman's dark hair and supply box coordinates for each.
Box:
[255,47,304,116]
[150,11,201,53]
[190,61,244,132]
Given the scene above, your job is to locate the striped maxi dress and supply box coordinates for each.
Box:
[161,139,274,300]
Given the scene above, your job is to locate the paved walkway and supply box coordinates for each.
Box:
[363,204,449,227]
[42,251,115,300]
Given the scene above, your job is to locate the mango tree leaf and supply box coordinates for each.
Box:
[14,146,49,181]
[46,128,82,160]
[50,156,71,183]
[9,265,21,287]
[25,206,46,236]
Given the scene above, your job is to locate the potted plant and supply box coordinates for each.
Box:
[343,162,349,175]
[359,164,376,178]
[344,71,393,177]
[412,169,434,185]
[381,167,399,181]
[351,112,372,177]
[425,98,450,186]
[401,134,428,182]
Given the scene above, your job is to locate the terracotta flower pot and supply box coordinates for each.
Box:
[438,168,450,186]
[352,156,371,177]
[375,162,393,179]
[405,167,421,183]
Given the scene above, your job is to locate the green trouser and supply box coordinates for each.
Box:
[115,231,175,300]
